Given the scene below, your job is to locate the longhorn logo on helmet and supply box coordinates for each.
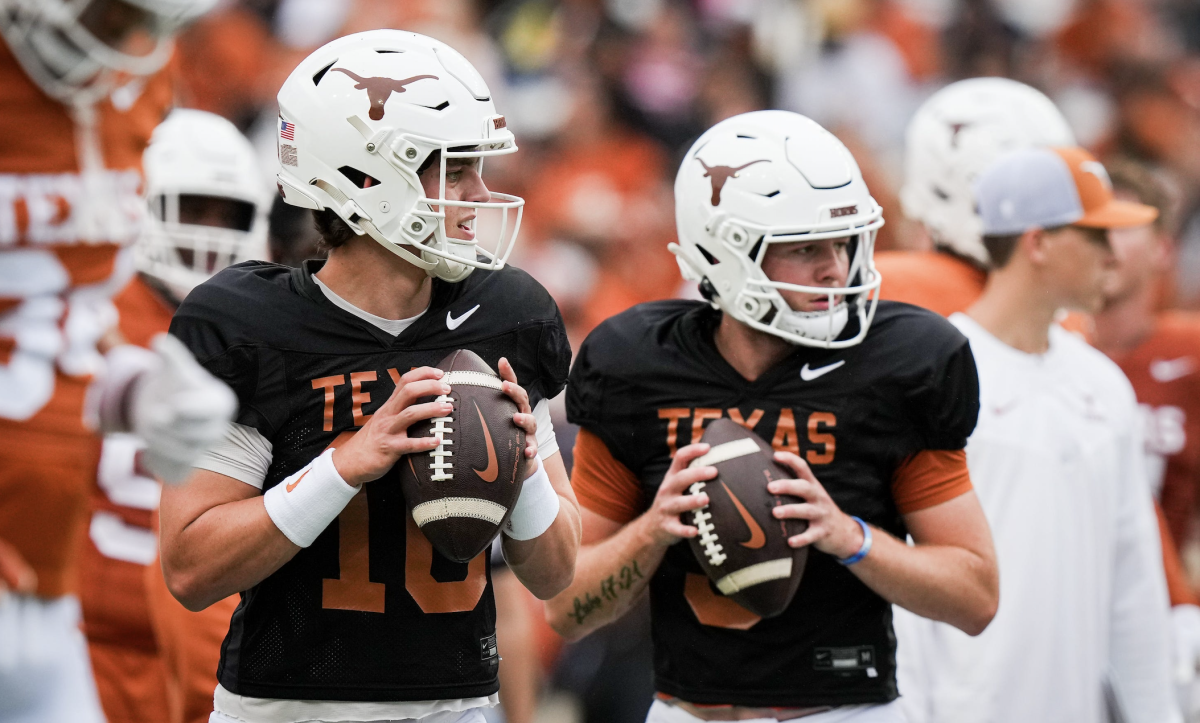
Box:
[331,68,439,120]
[697,158,769,205]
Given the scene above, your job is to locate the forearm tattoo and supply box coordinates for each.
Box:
[569,560,645,626]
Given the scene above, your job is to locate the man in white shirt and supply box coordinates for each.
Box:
[894,146,1180,722]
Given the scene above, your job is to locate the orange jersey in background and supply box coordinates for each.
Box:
[1110,311,1200,595]
[874,250,985,317]
[145,553,239,723]
[0,37,172,599]
[81,276,175,722]
[81,276,238,723]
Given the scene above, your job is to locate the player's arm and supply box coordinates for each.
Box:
[770,452,999,636]
[546,441,716,641]
[501,451,580,599]
[160,368,449,611]
[495,359,581,600]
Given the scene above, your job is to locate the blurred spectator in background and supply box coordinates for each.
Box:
[1089,160,1200,718]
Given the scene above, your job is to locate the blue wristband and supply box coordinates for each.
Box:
[837,516,873,566]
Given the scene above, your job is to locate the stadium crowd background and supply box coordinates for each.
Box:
[155,0,1200,720]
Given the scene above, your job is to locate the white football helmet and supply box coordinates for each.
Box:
[136,108,269,301]
[275,30,523,283]
[672,111,884,349]
[0,0,216,103]
[901,77,1075,266]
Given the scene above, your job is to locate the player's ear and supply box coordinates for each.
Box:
[1021,227,1050,266]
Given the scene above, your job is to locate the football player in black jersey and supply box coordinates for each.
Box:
[546,111,999,722]
[156,31,580,723]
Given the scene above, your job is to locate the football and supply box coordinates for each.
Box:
[685,419,808,618]
[399,349,529,562]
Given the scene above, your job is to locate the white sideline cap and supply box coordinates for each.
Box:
[975,146,1157,236]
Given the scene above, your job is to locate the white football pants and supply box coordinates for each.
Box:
[646,699,908,723]
[0,594,106,723]
[209,707,487,723]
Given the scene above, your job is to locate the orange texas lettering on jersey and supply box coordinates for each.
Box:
[657,407,837,465]
[0,41,172,419]
[311,368,413,431]
[0,40,172,598]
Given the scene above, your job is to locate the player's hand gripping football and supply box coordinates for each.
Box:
[640,444,716,546]
[497,357,538,470]
[332,367,455,486]
[769,452,865,559]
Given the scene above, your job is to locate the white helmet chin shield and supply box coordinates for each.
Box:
[671,110,884,349]
[275,30,524,283]
[901,77,1075,266]
[0,0,217,104]
[136,109,270,301]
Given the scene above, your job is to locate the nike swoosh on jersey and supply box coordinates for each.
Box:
[446,304,481,330]
[286,468,311,492]
[722,481,766,549]
[1150,356,1195,383]
[473,401,498,482]
[800,360,845,381]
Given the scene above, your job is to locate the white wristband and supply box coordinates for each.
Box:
[504,458,560,541]
[263,449,359,548]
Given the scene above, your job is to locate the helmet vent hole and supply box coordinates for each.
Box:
[932,185,950,201]
[747,238,763,260]
[312,60,337,86]
[419,101,450,111]
[736,134,756,139]
[764,190,780,198]
[375,49,402,53]
[697,245,721,266]
[338,166,381,189]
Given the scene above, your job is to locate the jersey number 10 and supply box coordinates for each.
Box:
[318,431,488,615]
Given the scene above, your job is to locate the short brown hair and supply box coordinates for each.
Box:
[982,233,1022,268]
[1106,157,1179,236]
[312,208,360,251]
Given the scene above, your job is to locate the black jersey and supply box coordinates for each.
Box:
[566,300,978,708]
[171,260,571,702]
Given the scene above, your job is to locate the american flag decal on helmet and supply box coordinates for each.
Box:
[280,119,295,141]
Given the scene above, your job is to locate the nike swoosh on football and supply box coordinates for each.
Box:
[472,401,498,482]
[722,481,766,550]
[800,360,845,381]
[1150,357,1195,383]
[286,469,310,493]
[446,304,481,330]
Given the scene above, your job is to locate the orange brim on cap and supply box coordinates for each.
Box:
[1076,199,1158,229]
[1050,147,1159,229]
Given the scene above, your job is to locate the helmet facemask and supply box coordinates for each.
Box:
[0,0,214,103]
[693,212,883,349]
[396,141,524,283]
[137,192,265,303]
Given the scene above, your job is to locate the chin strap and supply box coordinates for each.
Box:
[310,179,438,274]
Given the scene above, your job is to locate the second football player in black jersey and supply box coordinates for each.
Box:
[547,111,998,722]
[158,32,580,722]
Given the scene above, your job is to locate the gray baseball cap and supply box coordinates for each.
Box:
[975,146,1156,235]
